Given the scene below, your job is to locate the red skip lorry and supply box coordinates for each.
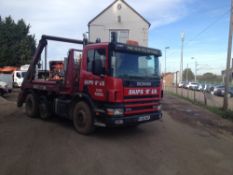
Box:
[17,34,163,134]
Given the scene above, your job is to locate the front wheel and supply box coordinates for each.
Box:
[73,102,95,135]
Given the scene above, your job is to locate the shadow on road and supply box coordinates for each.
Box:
[28,113,154,138]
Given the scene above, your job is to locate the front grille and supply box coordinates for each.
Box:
[124,95,159,100]
[124,100,159,105]
[124,96,160,116]
[127,106,152,111]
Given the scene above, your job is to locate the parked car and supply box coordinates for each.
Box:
[212,85,224,96]
[197,83,204,91]
[186,82,199,90]
[213,85,233,97]
[183,82,190,89]
[207,84,217,94]
[203,84,211,92]
[178,81,186,88]
[0,81,12,96]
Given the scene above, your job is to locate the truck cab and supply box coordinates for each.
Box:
[13,70,27,87]
[17,35,162,134]
[77,42,162,126]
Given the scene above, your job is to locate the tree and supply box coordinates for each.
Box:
[0,16,36,67]
[198,72,222,83]
[182,68,194,81]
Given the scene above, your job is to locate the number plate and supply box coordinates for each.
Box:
[138,115,151,122]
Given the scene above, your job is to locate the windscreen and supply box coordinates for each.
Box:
[110,51,160,79]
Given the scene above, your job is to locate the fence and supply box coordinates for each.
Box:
[165,86,233,111]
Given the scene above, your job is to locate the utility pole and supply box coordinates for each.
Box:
[186,64,189,82]
[175,71,178,94]
[180,33,185,82]
[191,57,197,82]
[164,46,170,74]
[195,61,197,82]
[223,0,233,110]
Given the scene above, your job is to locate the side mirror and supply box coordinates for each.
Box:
[93,59,105,76]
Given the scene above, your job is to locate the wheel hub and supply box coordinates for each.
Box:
[76,111,86,127]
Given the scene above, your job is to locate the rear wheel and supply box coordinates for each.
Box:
[25,93,39,118]
[73,102,95,134]
[0,89,4,96]
[39,96,52,120]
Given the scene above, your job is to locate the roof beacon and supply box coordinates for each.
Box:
[127,40,139,46]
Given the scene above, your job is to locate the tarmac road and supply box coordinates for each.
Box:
[0,92,233,175]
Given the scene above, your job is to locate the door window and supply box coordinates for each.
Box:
[87,48,106,75]
[87,50,94,72]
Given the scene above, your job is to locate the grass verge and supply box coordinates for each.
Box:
[167,91,233,121]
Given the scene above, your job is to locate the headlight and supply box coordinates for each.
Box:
[106,108,124,116]
[153,105,161,110]
[157,105,162,110]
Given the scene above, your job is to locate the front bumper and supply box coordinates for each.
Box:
[95,111,162,127]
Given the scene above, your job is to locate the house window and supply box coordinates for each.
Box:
[117,3,122,10]
[110,30,129,43]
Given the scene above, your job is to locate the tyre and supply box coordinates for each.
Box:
[39,96,52,120]
[72,102,95,134]
[25,93,39,118]
[0,89,4,96]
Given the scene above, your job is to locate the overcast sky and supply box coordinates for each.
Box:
[0,0,231,75]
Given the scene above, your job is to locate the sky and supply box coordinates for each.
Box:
[0,0,231,75]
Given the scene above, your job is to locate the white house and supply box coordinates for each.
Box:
[88,0,150,47]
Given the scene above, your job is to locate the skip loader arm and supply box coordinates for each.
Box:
[17,35,85,107]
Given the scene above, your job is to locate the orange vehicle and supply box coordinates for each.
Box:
[49,61,64,80]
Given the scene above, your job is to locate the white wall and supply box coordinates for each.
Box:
[89,1,149,47]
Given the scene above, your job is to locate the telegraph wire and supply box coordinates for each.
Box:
[167,7,230,57]
[186,8,230,47]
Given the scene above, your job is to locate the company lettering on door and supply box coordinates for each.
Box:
[84,80,105,86]
[127,88,157,95]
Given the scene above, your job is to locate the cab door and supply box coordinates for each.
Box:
[82,46,108,101]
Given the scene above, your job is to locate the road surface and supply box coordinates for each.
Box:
[0,92,233,175]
